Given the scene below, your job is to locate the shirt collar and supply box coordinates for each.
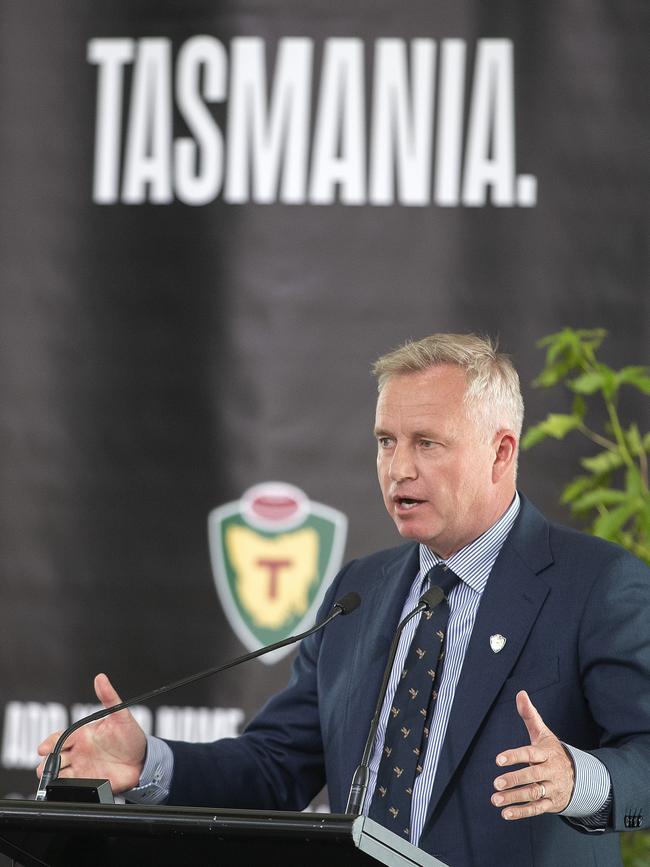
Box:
[418,493,520,594]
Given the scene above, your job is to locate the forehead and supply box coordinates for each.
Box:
[375,365,468,425]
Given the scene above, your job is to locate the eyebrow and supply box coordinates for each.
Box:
[373,428,440,440]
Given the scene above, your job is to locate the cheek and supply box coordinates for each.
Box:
[457,458,491,500]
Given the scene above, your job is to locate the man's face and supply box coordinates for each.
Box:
[374,365,509,558]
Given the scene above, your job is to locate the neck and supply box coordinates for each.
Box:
[425,489,517,560]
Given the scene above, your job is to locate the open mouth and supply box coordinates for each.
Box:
[395,496,425,510]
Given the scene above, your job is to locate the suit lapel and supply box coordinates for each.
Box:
[424,497,554,822]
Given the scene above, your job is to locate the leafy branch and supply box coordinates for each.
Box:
[521,328,650,564]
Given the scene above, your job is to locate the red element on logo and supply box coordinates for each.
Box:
[251,495,299,522]
[256,558,293,598]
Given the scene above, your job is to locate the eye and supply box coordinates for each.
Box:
[377,436,394,449]
[419,439,437,449]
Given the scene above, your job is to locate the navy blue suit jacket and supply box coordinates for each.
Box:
[167,496,650,867]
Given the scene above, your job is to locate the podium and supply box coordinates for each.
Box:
[0,800,448,867]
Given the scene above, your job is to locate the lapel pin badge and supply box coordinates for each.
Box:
[490,634,507,654]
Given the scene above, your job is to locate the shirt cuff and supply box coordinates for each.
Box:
[559,743,612,829]
[124,735,174,804]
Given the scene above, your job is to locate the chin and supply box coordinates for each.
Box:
[394,518,434,544]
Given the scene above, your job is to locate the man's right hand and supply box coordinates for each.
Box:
[36,673,147,795]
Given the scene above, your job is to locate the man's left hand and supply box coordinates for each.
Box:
[491,690,575,820]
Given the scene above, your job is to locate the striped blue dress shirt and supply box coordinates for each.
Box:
[129,493,611,835]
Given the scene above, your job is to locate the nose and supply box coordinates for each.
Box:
[388,444,417,482]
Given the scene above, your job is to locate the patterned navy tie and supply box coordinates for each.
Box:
[368,563,460,838]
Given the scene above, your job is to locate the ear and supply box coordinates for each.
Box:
[492,430,518,482]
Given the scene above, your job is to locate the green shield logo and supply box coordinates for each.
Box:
[208,482,348,663]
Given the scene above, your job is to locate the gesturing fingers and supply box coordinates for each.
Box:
[492,692,575,820]
[492,759,550,817]
[494,760,547,792]
[496,745,550,768]
[491,778,552,819]
[515,690,550,743]
[492,745,573,819]
[36,731,62,758]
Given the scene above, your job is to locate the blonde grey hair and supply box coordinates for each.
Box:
[372,333,524,439]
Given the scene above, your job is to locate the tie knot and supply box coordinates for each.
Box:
[425,563,460,597]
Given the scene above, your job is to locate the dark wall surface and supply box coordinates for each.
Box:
[0,0,647,800]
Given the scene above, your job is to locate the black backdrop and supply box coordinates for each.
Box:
[0,0,647,801]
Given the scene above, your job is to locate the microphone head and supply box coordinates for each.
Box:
[419,585,445,611]
[334,592,361,615]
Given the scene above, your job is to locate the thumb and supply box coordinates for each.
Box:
[516,690,549,745]
[94,673,123,710]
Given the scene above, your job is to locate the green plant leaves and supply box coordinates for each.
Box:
[580,449,625,474]
[537,327,607,361]
[524,327,649,565]
[626,424,642,453]
[521,414,581,449]
[532,328,608,388]
[560,475,595,504]
[572,395,586,419]
[593,498,644,539]
[617,366,650,394]
[620,828,650,866]
[571,488,628,513]
[568,365,650,399]
[569,369,612,395]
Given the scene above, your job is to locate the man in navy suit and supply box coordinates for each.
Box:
[38,334,650,866]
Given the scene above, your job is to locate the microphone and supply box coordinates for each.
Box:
[345,585,445,815]
[36,590,361,802]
